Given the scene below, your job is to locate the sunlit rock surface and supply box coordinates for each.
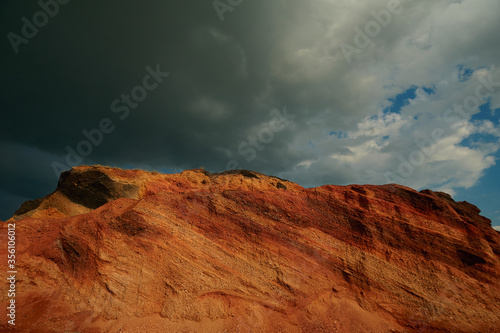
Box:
[1,165,499,332]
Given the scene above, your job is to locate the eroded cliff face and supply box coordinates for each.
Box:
[1,165,499,332]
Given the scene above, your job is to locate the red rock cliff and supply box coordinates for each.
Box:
[1,165,499,332]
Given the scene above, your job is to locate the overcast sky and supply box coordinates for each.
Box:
[1,0,499,228]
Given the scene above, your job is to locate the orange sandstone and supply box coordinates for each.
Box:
[1,166,499,332]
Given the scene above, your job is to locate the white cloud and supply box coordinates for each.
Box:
[272,0,500,196]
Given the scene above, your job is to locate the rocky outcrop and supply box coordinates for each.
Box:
[1,165,499,332]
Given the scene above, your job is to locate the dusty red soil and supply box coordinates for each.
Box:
[1,165,499,332]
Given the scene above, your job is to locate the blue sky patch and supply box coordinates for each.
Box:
[384,86,435,114]
[384,86,417,114]
[459,133,498,148]
[471,100,499,123]
[329,131,347,139]
[457,64,474,82]
[454,157,500,227]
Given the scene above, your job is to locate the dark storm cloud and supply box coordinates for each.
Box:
[0,0,320,217]
[1,1,313,172]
